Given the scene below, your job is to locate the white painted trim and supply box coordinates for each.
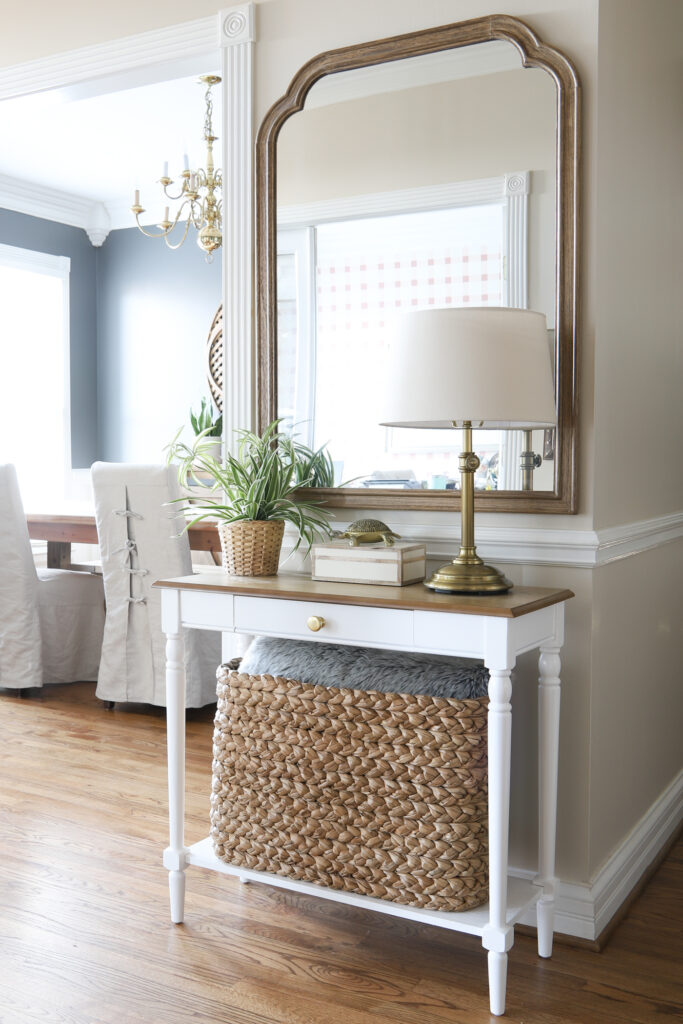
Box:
[0,241,69,277]
[590,770,683,937]
[504,171,528,308]
[398,510,682,567]
[219,4,255,452]
[0,174,100,233]
[0,16,217,101]
[0,244,73,488]
[281,510,683,569]
[594,512,683,565]
[512,769,683,939]
[277,175,509,228]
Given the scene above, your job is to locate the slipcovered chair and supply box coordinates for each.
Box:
[0,464,104,690]
[92,462,220,708]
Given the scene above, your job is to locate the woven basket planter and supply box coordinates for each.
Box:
[211,665,489,912]
[218,519,285,576]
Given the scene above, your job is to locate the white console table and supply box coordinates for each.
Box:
[155,573,573,1017]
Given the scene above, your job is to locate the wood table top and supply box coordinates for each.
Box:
[153,572,573,619]
[26,514,220,552]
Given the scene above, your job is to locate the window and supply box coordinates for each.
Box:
[277,175,529,489]
[0,244,70,509]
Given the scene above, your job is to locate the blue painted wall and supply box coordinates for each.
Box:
[0,209,98,468]
[0,210,221,468]
[96,226,221,463]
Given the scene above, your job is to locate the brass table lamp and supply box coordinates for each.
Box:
[379,307,556,594]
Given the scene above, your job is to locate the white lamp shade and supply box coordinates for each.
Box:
[378,307,556,429]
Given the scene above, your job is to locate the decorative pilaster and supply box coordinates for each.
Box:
[504,171,529,309]
[218,4,255,454]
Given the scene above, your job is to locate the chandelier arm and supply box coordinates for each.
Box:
[164,215,193,251]
[133,212,174,239]
[162,183,188,202]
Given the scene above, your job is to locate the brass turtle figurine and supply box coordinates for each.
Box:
[339,518,401,547]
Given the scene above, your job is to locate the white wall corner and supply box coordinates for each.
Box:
[85,202,111,247]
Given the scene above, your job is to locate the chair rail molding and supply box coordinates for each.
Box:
[282,510,683,569]
[218,3,255,456]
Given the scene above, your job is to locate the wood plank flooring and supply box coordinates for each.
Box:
[0,682,680,1024]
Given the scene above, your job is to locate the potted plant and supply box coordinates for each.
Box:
[168,421,335,576]
[189,397,223,460]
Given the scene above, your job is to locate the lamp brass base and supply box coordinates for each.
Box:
[424,558,513,594]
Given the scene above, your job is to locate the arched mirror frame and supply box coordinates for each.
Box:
[255,15,579,513]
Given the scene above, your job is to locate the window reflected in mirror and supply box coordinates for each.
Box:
[275,42,557,493]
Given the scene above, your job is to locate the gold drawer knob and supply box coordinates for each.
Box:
[307,615,325,632]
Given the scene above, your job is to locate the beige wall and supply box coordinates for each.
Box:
[593,0,683,529]
[589,540,682,874]
[587,0,683,875]
[2,0,680,908]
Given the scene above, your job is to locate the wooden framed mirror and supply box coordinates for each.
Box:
[256,15,579,513]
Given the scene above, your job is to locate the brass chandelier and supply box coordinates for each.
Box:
[131,75,222,261]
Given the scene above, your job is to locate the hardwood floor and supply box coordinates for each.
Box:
[0,682,680,1024]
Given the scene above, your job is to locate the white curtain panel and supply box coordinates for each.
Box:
[92,462,220,707]
[0,463,104,688]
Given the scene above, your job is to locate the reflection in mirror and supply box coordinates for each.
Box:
[275,42,557,494]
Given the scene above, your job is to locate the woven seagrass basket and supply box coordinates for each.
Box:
[211,664,489,912]
[218,520,285,576]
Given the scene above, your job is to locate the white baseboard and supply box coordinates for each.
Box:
[512,769,683,940]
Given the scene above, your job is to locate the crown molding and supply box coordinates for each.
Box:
[0,173,111,244]
[0,16,218,102]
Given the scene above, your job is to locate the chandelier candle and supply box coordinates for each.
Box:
[131,74,223,261]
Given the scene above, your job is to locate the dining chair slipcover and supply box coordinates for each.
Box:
[0,464,105,689]
[92,462,220,707]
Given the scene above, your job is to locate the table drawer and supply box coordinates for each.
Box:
[234,595,413,648]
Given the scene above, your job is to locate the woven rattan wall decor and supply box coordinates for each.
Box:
[207,304,223,412]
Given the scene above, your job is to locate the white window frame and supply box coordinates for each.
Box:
[276,173,530,489]
[0,242,72,483]
[277,227,317,447]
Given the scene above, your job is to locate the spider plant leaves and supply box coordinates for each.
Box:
[165,419,336,553]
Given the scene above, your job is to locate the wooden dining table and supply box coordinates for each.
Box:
[26,514,222,568]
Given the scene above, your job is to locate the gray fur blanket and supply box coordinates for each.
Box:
[237,636,489,700]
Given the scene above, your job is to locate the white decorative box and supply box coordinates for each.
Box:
[311,540,426,586]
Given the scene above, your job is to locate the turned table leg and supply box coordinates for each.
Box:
[482,660,514,1017]
[163,610,188,924]
[537,642,562,957]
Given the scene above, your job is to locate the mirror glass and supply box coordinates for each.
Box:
[274,41,557,494]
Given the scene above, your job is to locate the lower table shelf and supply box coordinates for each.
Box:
[187,837,542,938]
